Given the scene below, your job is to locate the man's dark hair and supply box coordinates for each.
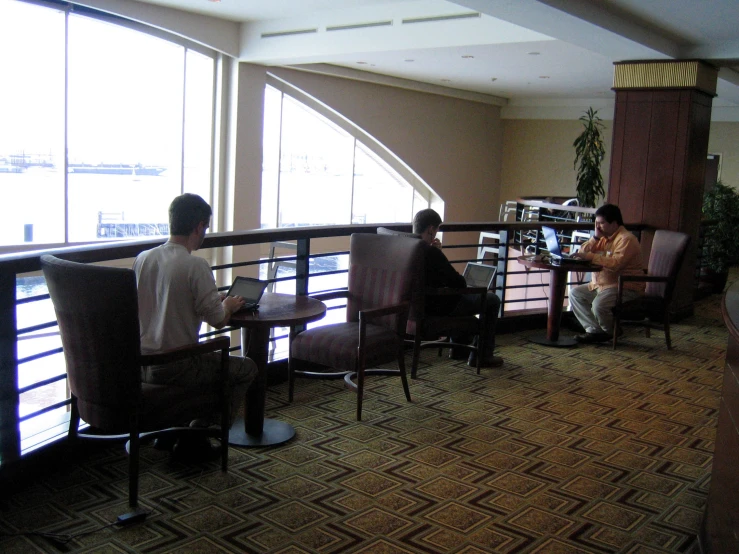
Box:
[169,193,212,236]
[595,203,624,226]
[413,209,442,235]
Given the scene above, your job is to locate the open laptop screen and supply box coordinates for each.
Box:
[541,226,563,257]
[226,277,268,307]
[463,263,497,289]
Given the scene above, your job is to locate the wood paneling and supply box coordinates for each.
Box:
[608,88,713,314]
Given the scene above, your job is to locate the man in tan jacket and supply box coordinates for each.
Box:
[570,204,644,344]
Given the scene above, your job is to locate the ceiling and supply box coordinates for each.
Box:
[120,0,739,108]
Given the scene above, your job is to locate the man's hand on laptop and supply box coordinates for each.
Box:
[572,251,594,261]
[223,294,246,313]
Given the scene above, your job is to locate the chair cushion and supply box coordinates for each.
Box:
[407,314,481,340]
[78,384,220,433]
[613,295,666,321]
[291,322,401,373]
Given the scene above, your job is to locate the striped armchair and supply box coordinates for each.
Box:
[289,233,425,420]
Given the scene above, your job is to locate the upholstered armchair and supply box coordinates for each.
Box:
[376,227,489,378]
[289,233,424,421]
[41,255,231,508]
[612,230,691,349]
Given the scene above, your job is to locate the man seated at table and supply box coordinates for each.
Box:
[570,203,644,344]
[134,193,257,458]
[413,209,503,367]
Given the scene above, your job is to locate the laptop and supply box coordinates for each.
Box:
[226,277,268,311]
[541,226,589,263]
[463,262,497,289]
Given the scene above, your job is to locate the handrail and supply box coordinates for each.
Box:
[516,197,597,216]
[0,219,660,471]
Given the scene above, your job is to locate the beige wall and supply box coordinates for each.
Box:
[708,122,739,189]
[500,119,613,206]
[267,68,504,226]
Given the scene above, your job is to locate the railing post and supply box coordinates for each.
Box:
[295,238,310,296]
[497,229,509,319]
[0,271,20,465]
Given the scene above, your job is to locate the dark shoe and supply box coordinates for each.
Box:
[173,435,221,463]
[574,332,611,344]
[153,435,177,452]
[448,347,469,360]
[467,354,504,368]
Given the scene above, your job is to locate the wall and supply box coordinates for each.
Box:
[708,122,739,189]
[267,67,504,226]
[500,119,613,205]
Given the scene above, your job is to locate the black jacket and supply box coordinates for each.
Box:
[424,245,466,315]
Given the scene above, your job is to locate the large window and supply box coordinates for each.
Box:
[261,80,440,229]
[0,0,216,247]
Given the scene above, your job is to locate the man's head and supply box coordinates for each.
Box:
[169,193,212,250]
[594,203,623,238]
[413,209,442,245]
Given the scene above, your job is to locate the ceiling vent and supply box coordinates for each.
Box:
[261,28,318,39]
[402,12,480,25]
[327,21,393,32]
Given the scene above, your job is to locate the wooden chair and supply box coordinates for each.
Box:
[612,230,691,349]
[41,255,230,508]
[288,233,424,421]
[376,227,490,378]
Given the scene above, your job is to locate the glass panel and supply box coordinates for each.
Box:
[261,85,282,228]
[183,49,214,203]
[67,15,184,242]
[278,96,353,227]
[413,189,428,217]
[352,143,414,224]
[0,1,65,246]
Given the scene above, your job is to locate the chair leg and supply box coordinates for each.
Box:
[411,334,422,379]
[220,349,230,472]
[356,364,364,421]
[288,328,296,402]
[475,334,484,375]
[398,343,411,402]
[129,418,140,508]
[664,311,672,349]
[612,316,620,350]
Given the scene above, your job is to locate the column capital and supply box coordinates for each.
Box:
[613,60,718,96]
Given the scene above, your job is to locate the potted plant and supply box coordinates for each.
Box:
[573,107,606,208]
[701,181,739,292]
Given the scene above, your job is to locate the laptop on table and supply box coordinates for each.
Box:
[226,277,268,311]
[463,262,497,289]
[541,226,590,264]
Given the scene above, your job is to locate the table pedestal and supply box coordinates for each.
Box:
[228,326,296,447]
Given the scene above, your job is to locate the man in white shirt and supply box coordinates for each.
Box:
[134,194,257,454]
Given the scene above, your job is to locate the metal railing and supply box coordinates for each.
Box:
[0,220,650,469]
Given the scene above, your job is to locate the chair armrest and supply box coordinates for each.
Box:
[309,289,349,302]
[425,286,487,296]
[618,275,669,284]
[140,336,230,366]
[359,301,410,321]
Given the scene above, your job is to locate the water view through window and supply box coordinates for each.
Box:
[0,1,215,247]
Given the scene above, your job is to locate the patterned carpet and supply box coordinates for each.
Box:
[0,291,728,553]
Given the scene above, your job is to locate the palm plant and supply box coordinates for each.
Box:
[702,181,739,275]
[573,107,606,208]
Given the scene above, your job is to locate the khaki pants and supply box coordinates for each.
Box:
[143,353,257,425]
[569,284,641,334]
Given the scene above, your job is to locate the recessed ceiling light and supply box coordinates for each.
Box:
[441,79,451,82]
[528,51,540,55]
[462,55,474,59]
[539,76,550,79]
[490,78,497,82]
[405,59,414,62]
[208,0,221,3]
[356,61,367,65]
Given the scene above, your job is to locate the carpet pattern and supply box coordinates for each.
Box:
[0,291,727,553]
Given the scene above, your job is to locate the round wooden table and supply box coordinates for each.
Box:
[229,292,326,447]
[517,254,601,347]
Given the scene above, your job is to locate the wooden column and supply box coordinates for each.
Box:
[608,60,717,315]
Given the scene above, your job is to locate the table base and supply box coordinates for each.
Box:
[529,333,578,347]
[228,417,296,447]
